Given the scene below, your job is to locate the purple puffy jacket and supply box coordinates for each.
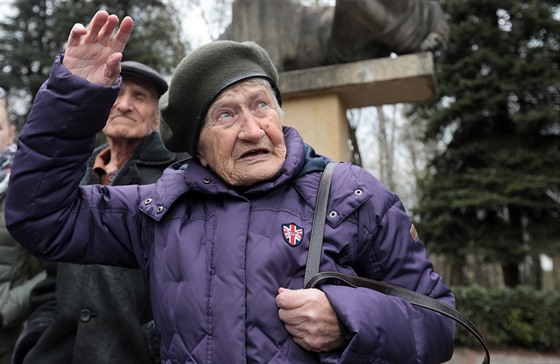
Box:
[6,57,455,363]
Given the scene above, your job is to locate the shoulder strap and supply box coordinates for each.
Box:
[305,162,491,364]
[304,161,337,287]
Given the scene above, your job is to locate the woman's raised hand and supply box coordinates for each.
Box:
[63,10,134,86]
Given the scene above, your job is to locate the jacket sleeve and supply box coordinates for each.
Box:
[0,270,46,329]
[5,55,141,268]
[320,180,455,363]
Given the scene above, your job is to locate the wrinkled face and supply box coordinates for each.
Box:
[197,79,286,187]
[103,76,160,141]
[0,105,15,152]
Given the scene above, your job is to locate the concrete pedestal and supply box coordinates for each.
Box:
[279,52,436,161]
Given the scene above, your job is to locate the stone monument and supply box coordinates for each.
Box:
[219,0,449,161]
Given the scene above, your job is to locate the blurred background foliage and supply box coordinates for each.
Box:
[0,0,187,128]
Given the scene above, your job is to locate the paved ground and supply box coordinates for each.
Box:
[448,347,560,364]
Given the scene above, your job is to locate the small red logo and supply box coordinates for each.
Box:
[282,223,304,247]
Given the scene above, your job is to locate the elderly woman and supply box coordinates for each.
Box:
[6,11,455,364]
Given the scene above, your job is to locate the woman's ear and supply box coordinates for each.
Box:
[197,151,208,167]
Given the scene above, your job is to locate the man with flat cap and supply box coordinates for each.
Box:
[11,60,180,364]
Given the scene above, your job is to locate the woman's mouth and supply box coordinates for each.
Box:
[240,148,269,159]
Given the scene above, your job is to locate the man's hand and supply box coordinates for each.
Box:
[63,10,133,86]
[276,287,346,352]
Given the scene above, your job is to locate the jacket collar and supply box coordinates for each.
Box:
[140,126,329,220]
[84,132,177,186]
[89,132,175,165]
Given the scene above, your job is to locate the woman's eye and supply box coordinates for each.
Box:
[218,111,233,119]
[257,101,267,108]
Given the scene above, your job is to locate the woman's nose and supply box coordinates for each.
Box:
[238,110,265,141]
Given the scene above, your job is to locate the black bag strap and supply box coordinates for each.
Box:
[304,162,491,364]
[304,161,337,287]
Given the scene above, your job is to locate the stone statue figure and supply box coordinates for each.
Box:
[219,0,450,72]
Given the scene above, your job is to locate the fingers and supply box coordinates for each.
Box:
[277,287,346,352]
[96,14,120,45]
[276,288,293,309]
[62,11,133,85]
[68,11,133,51]
[67,23,86,47]
[276,288,318,325]
[109,16,134,53]
[105,52,124,81]
[83,10,110,43]
[276,288,318,309]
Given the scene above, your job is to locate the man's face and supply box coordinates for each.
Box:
[0,105,15,152]
[103,76,160,141]
[197,80,286,187]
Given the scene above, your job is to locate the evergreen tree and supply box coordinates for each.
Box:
[0,0,187,128]
[416,0,560,287]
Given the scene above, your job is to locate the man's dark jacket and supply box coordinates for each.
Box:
[13,132,181,364]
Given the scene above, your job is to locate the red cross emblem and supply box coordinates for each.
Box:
[282,223,304,247]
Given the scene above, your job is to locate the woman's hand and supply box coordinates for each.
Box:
[276,287,346,352]
[63,10,134,86]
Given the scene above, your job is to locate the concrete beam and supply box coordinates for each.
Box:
[278,52,437,108]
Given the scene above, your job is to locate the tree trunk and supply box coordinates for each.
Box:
[376,106,396,190]
[553,255,560,292]
[347,110,362,166]
[502,262,520,287]
[450,255,467,286]
[532,254,543,290]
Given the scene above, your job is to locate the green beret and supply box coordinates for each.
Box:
[159,40,281,154]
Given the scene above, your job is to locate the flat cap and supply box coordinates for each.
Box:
[159,40,281,155]
[121,61,168,96]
